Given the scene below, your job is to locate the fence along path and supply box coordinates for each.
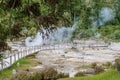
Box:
[0,41,108,71]
[0,43,73,71]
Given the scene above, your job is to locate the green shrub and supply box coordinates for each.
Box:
[115,57,120,73]
[97,25,120,41]
[41,67,58,80]
[31,71,42,80]
[91,62,97,68]
[10,72,31,80]
[10,67,68,80]
[103,62,112,69]
[75,71,85,77]
[94,66,104,74]
[57,72,69,78]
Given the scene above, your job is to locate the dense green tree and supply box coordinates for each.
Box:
[0,0,120,50]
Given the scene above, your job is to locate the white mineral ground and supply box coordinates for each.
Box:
[7,40,120,77]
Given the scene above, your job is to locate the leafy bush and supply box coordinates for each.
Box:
[91,62,97,68]
[10,72,31,80]
[31,71,42,80]
[97,25,120,41]
[115,57,120,73]
[94,66,104,74]
[103,62,112,69]
[10,71,43,80]
[41,67,58,80]
[57,72,69,78]
[75,71,85,77]
[10,67,68,80]
[73,28,94,39]
[91,63,104,74]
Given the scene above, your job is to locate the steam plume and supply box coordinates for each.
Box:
[92,7,116,28]
[25,24,76,47]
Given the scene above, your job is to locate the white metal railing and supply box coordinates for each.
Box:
[0,41,109,71]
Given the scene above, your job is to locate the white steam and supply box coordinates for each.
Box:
[25,7,116,46]
[92,7,116,27]
[94,33,101,38]
[25,32,43,47]
[25,24,76,47]
[100,7,115,23]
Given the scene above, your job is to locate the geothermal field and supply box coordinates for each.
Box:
[1,20,120,78]
[5,22,120,78]
[7,39,120,77]
[1,0,120,80]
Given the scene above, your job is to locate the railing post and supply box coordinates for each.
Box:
[1,59,3,70]
[14,54,16,62]
[18,52,19,59]
[26,48,30,56]
[21,51,22,58]
[10,55,12,65]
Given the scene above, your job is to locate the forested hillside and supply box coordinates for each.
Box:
[0,0,120,51]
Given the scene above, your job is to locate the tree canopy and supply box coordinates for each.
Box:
[0,0,120,50]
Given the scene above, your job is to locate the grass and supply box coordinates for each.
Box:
[59,69,120,80]
[0,54,39,79]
